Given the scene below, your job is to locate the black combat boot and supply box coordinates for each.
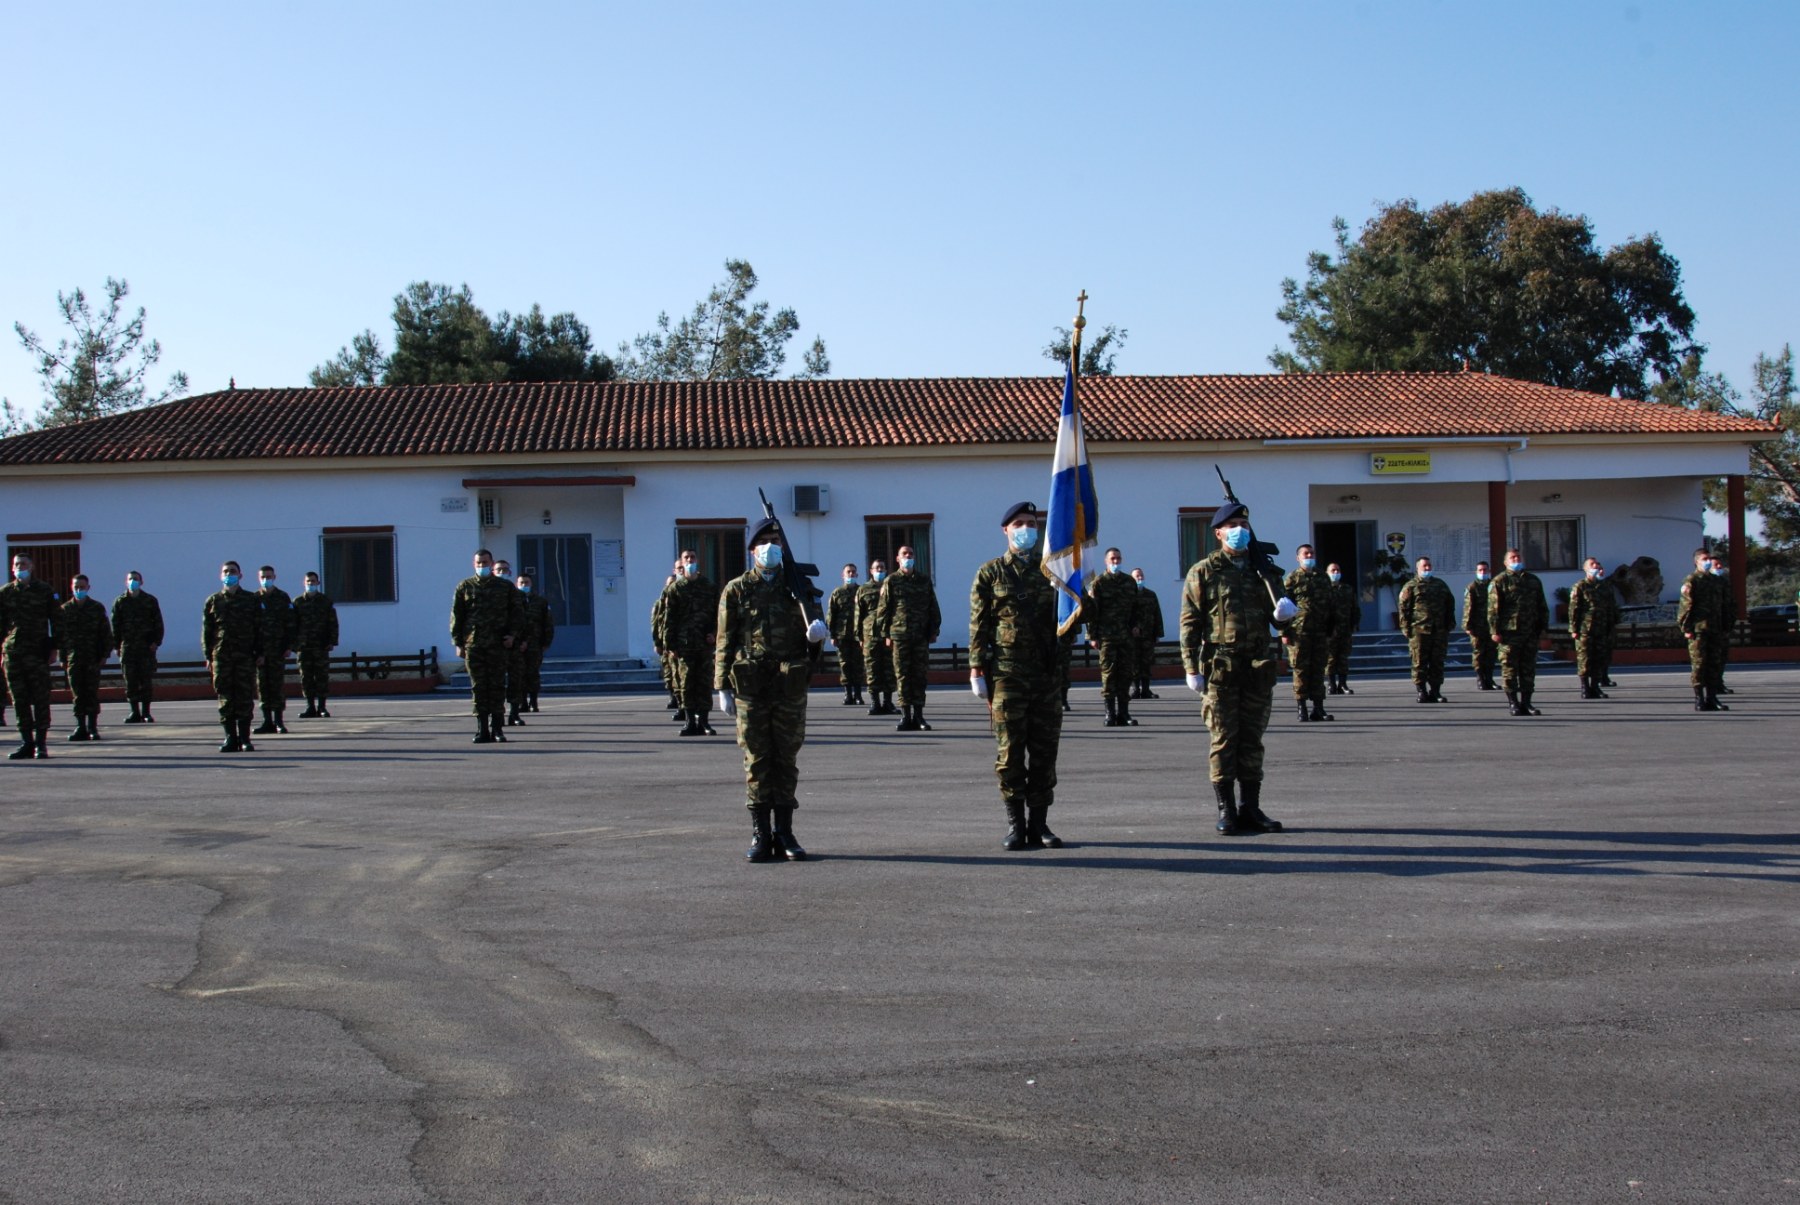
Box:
[1693,687,1712,712]
[125,701,144,724]
[1707,689,1729,712]
[86,714,101,741]
[0,702,7,725]
[33,727,49,759]
[219,720,239,753]
[1340,675,1355,695]
[1309,700,1334,722]
[253,708,277,735]
[1601,675,1619,688]
[1521,689,1542,716]
[299,699,320,718]
[1117,697,1138,727]
[273,708,288,734]
[771,807,807,861]
[1027,804,1062,849]
[1416,686,1431,704]
[1429,686,1447,703]
[1506,689,1524,717]
[474,713,494,743]
[665,690,680,710]
[1141,678,1158,700]
[698,709,716,736]
[1481,669,1498,691]
[843,685,857,705]
[851,686,865,706]
[884,691,901,716]
[9,722,34,760]
[679,712,704,736]
[672,708,687,724]
[237,717,255,752]
[1327,675,1343,696]
[914,703,932,731]
[1213,779,1242,835]
[745,808,774,863]
[1297,700,1311,722]
[867,693,883,716]
[490,711,507,742]
[528,694,539,713]
[507,705,524,727]
[317,698,330,718]
[1103,695,1119,727]
[1003,801,1029,851]
[68,716,91,742]
[896,702,918,731]
[1061,687,1071,713]
[1238,780,1283,833]
[1590,677,1608,699]
[141,702,155,723]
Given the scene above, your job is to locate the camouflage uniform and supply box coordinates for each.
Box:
[651,583,678,707]
[1132,584,1165,698]
[856,577,896,712]
[877,568,940,715]
[203,587,263,744]
[1487,566,1549,714]
[715,567,813,814]
[1567,575,1621,697]
[827,580,865,700]
[1325,576,1360,694]
[293,589,339,712]
[970,547,1064,846]
[255,585,297,727]
[1396,575,1456,700]
[1282,565,1336,716]
[664,571,720,727]
[111,586,165,717]
[0,575,61,756]
[1677,567,1729,709]
[1084,569,1141,723]
[1180,549,1290,788]
[450,573,525,738]
[1710,572,1736,694]
[1461,578,1496,690]
[521,590,555,709]
[58,596,112,734]
[503,583,529,722]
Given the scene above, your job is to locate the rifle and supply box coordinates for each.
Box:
[1215,465,1285,609]
[757,488,827,656]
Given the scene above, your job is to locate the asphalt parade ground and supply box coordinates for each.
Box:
[4,665,1798,1204]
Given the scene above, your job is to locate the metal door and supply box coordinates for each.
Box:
[517,535,593,657]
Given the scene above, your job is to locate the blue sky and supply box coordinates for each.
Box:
[2,1,1795,416]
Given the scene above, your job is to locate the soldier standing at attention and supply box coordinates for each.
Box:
[1281,544,1335,721]
[1397,555,1456,704]
[714,517,830,862]
[1487,548,1550,717]
[1709,555,1737,698]
[253,566,297,735]
[1085,547,1142,727]
[59,575,112,742]
[451,548,524,744]
[1678,548,1729,712]
[877,545,941,731]
[1568,557,1622,699]
[1180,502,1297,835]
[653,561,680,713]
[294,571,339,718]
[203,560,263,752]
[856,560,897,716]
[665,549,720,737]
[111,570,165,722]
[970,502,1065,850]
[828,563,866,706]
[516,572,555,714]
[1324,561,1359,695]
[493,560,529,727]
[1462,562,1498,691]
[1129,567,1164,701]
[1,552,61,760]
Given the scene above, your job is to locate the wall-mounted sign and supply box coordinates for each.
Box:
[1370,451,1431,475]
[594,539,625,578]
[441,497,470,513]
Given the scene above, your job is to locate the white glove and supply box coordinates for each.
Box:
[806,618,829,644]
[1273,597,1298,623]
[1186,673,1205,693]
[715,689,737,717]
[971,673,990,700]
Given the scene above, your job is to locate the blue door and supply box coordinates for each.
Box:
[518,535,594,657]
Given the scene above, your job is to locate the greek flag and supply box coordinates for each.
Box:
[1043,359,1098,635]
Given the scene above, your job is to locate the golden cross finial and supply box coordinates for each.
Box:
[1074,290,1088,332]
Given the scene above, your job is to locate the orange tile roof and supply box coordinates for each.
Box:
[0,373,1774,466]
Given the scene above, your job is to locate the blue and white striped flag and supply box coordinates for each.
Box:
[1043,358,1098,635]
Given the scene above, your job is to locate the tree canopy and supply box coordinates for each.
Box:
[1271,188,1700,399]
[3,277,188,433]
[1042,323,1129,377]
[613,259,828,382]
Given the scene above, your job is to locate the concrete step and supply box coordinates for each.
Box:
[438,657,667,695]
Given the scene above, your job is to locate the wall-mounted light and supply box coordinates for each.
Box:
[1541,493,1562,504]
[1338,494,1361,504]
[542,509,553,526]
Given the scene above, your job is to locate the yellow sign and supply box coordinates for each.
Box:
[1370,451,1431,476]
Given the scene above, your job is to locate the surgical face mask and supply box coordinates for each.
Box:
[683,562,699,577]
[1709,564,1723,576]
[304,582,320,593]
[259,577,274,589]
[1300,558,1316,571]
[1417,569,1432,580]
[73,588,89,600]
[1476,571,1490,582]
[126,579,141,592]
[14,569,29,582]
[754,543,783,571]
[222,573,240,588]
[1009,526,1039,552]
[1222,526,1251,552]
[898,556,915,571]
[1328,571,1342,583]
[1586,568,1602,579]
[518,583,531,594]
[872,571,885,583]
[843,574,857,585]
[475,565,492,578]
[1506,561,1522,573]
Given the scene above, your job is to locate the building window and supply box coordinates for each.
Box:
[322,527,396,603]
[1177,512,1208,577]
[865,515,933,580]
[6,536,81,602]
[676,522,746,585]
[1513,516,1583,572]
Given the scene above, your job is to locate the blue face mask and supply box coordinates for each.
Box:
[1222,527,1251,552]
[1328,571,1342,583]
[683,563,699,577]
[754,543,783,571]
[898,557,915,571]
[1586,568,1601,579]
[259,578,274,590]
[126,579,141,592]
[1300,558,1316,570]
[14,569,29,582]
[1476,571,1490,582]
[1708,564,1723,576]
[476,565,492,577]
[1417,569,1432,580]
[73,588,89,600]
[872,571,885,582]
[1506,561,1522,573]
[222,574,240,588]
[1009,526,1039,552]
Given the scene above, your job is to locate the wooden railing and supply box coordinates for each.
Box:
[84,647,442,686]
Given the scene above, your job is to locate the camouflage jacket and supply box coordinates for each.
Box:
[58,597,112,663]
[1461,579,1492,636]
[1568,577,1621,638]
[855,580,885,648]
[450,574,525,650]
[1487,569,1548,643]
[257,586,298,654]
[522,593,556,652]
[877,570,940,642]
[294,591,340,649]
[714,568,810,688]
[827,581,861,643]
[650,576,675,651]
[1179,550,1291,671]
[663,573,720,654]
[1397,576,1456,636]
[203,588,263,662]
[0,578,61,660]
[111,589,165,649]
[968,549,1059,679]
[1281,567,1335,637]
[1083,570,1141,642]
[1676,570,1727,635]
[1136,586,1165,641]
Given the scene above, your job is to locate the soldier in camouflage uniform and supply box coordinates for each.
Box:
[516,571,555,714]
[1487,548,1549,717]
[1324,561,1359,695]
[856,561,897,715]
[252,566,297,734]
[1180,502,1297,836]
[1677,548,1730,712]
[493,561,529,727]
[664,550,720,737]
[1085,547,1143,727]
[1462,562,1498,691]
[59,575,112,742]
[652,563,680,712]
[450,548,525,744]
[1,552,61,760]
[111,570,165,723]
[877,546,941,731]
[203,560,264,752]
[1282,544,1335,721]
[1710,558,1737,698]
[827,563,866,706]
[294,571,339,718]
[1568,557,1622,700]
[1397,556,1456,704]
[1129,568,1164,700]
[714,517,829,862]
[970,502,1066,850]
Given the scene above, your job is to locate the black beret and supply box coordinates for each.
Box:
[1211,501,1249,528]
[748,516,782,546]
[1001,500,1039,525]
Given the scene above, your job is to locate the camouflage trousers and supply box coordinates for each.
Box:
[1201,646,1278,784]
[63,656,103,719]
[119,642,158,705]
[506,646,527,711]
[464,644,508,716]
[1686,632,1725,690]
[1708,629,1731,691]
[660,651,677,693]
[728,657,810,810]
[1574,634,1614,681]
[1096,638,1135,700]
[675,646,711,713]
[989,672,1062,809]
[257,656,289,713]
[1288,631,1329,702]
[890,635,931,705]
[864,631,896,692]
[1467,633,1495,679]
[1408,630,1449,691]
[212,654,257,724]
[4,651,50,730]
[298,645,331,699]
[1326,631,1355,684]
[524,650,545,698]
[1134,637,1158,687]
[836,637,865,688]
[1497,639,1539,694]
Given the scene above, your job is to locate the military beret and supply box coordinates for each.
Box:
[1001,500,1039,526]
[1211,501,1249,528]
[748,516,782,546]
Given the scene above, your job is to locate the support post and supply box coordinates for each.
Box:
[1487,482,1508,565]
[1728,474,1748,616]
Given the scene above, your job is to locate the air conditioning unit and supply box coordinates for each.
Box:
[792,484,829,515]
[478,496,502,528]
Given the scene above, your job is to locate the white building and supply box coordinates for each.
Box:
[0,373,1772,662]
